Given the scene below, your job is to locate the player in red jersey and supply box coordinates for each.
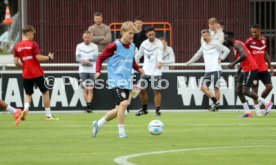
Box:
[0,99,22,126]
[245,24,274,116]
[13,25,58,121]
[224,32,273,117]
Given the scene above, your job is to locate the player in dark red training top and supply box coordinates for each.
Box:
[14,25,58,121]
[245,24,274,116]
[224,32,273,117]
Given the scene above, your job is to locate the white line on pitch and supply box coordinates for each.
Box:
[113,145,271,165]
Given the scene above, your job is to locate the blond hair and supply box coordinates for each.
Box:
[121,21,137,33]
[208,17,217,24]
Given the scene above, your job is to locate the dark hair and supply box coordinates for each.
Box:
[83,30,91,35]
[145,26,155,33]
[22,25,36,35]
[134,16,143,22]
[217,20,224,26]
[251,24,261,29]
[94,12,102,17]
[201,29,210,34]
[224,31,234,38]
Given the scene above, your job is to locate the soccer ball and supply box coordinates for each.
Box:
[148,120,164,135]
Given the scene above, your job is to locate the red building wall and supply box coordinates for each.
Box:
[27,0,250,64]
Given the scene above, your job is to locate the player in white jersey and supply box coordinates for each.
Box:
[135,26,164,116]
[187,29,230,111]
[159,37,175,71]
[76,31,99,113]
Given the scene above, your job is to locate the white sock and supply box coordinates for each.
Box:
[24,102,30,111]
[258,96,269,105]
[45,107,52,118]
[6,105,16,114]
[242,102,250,113]
[254,104,261,114]
[118,124,125,135]
[98,117,107,128]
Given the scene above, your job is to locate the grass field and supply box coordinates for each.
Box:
[1,111,276,165]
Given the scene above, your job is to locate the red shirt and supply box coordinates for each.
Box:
[233,40,258,72]
[14,40,44,78]
[245,36,268,72]
[96,40,140,73]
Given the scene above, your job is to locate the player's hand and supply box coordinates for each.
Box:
[156,62,162,69]
[228,63,235,69]
[94,72,101,79]
[270,66,274,76]
[139,68,145,75]
[218,58,221,64]
[48,52,54,60]
[82,59,90,65]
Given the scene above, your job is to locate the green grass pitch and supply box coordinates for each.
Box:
[1,111,276,165]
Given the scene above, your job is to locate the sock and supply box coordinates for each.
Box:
[24,102,30,111]
[156,107,160,112]
[87,102,92,110]
[258,96,269,105]
[254,104,261,114]
[98,117,107,128]
[242,102,250,113]
[118,124,125,135]
[45,107,53,118]
[142,104,147,111]
[211,97,217,104]
[6,105,16,114]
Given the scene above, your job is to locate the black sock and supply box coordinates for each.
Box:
[211,97,217,104]
[156,107,160,112]
[142,104,147,111]
[87,102,92,109]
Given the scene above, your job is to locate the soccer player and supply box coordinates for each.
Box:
[186,29,230,111]
[135,26,164,116]
[245,25,274,116]
[0,100,22,126]
[13,25,58,121]
[224,32,273,117]
[159,37,175,71]
[92,21,144,138]
[76,31,99,113]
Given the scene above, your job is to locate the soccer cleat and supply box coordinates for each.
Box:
[135,109,148,116]
[241,112,253,118]
[86,109,92,113]
[119,133,128,138]
[45,116,59,121]
[209,102,220,112]
[13,109,22,126]
[264,101,273,116]
[21,110,28,121]
[155,111,161,117]
[92,120,100,138]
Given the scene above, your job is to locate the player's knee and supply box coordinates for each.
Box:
[235,87,242,95]
[200,85,206,92]
[119,100,128,108]
[266,84,273,91]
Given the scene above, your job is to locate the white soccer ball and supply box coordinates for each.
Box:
[148,120,164,135]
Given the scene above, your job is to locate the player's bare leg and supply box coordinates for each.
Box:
[200,85,218,111]
[21,95,32,121]
[0,100,22,126]
[136,89,148,116]
[117,100,128,138]
[153,90,161,116]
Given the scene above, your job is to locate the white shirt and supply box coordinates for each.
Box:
[136,39,163,76]
[160,46,175,71]
[75,42,99,73]
[187,40,230,73]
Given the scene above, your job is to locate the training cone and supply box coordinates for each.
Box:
[2,5,13,25]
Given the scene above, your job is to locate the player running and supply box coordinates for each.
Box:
[245,24,274,116]
[225,32,273,117]
[92,21,144,138]
[187,29,230,111]
[13,25,58,121]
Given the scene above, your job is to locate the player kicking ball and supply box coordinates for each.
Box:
[224,32,273,117]
[92,21,144,138]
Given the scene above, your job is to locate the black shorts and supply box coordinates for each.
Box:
[112,87,130,105]
[23,75,48,95]
[238,70,258,87]
[139,75,162,90]
[254,70,272,86]
[201,71,221,88]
